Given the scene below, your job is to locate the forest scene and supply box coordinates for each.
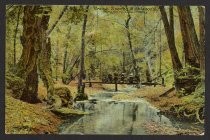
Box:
[5,5,205,135]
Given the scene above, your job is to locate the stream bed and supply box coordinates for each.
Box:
[59,87,204,135]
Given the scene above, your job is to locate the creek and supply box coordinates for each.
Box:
[59,86,203,135]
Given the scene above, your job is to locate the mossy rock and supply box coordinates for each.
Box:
[5,72,25,99]
[49,87,73,109]
[54,87,73,106]
[51,107,88,117]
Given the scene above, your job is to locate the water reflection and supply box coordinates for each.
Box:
[60,97,172,135]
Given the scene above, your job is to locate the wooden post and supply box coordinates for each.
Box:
[162,77,165,86]
[115,82,118,91]
[89,82,92,87]
[88,76,92,87]
[114,73,118,91]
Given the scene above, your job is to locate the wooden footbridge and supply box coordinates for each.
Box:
[82,81,164,91]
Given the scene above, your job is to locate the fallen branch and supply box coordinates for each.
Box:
[159,87,175,97]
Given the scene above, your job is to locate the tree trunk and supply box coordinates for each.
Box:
[198,6,205,78]
[38,37,55,99]
[53,40,59,81]
[16,6,51,103]
[144,35,153,82]
[36,7,54,100]
[177,6,199,67]
[185,7,200,64]
[62,44,68,84]
[159,21,162,76]
[146,61,152,82]
[63,44,68,74]
[159,6,183,90]
[62,55,80,84]
[47,6,68,35]
[159,6,183,72]
[13,6,21,66]
[125,6,141,86]
[176,6,202,94]
[78,5,89,95]
[122,51,126,73]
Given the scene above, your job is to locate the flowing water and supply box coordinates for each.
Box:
[59,86,203,135]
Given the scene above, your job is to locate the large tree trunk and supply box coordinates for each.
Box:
[184,7,200,64]
[159,6,182,72]
[77,5,89,99]
[15,6,51,103]
[159,6,183,90]
[176,6,203,95]
[38,38,55,99]
[177,6,200,68]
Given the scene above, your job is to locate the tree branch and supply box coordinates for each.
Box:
[47,6,68,36]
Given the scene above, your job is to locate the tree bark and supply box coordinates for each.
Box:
[159,6,183,72]
[78,5,89,94]
[198,6,205,77]
[125,6,141,86]
[63,44,68,74]
[16,6,51,103]
[177,6,200,67]
[34,6,53,100]
[38,37,55,99]
[159,6,183,90]
[122,51,126,73]
[176,6,202,94]
[185,7,200,63]
[159,21,162,76]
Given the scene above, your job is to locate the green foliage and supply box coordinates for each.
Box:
[182,82,205,106]
[176,65,200,80]
[6,5,203,88]
[64,6,85,24]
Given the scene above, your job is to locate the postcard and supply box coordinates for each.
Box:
[5,5,205,135]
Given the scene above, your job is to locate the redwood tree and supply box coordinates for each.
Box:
[15,6,52,103]
[177,6,200,68]
[159,6,183,90]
